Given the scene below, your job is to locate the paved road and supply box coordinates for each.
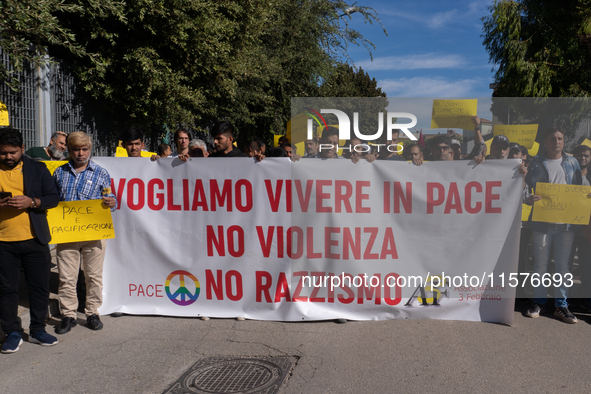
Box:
[2,302,591,394]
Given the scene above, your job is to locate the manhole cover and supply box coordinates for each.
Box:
[164,356,297,394]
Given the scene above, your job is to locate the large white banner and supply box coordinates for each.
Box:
[95,157,523,324]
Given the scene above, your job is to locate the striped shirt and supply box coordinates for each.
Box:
[54,160,117,210]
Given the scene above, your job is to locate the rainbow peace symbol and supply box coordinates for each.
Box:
[165,270,200,306]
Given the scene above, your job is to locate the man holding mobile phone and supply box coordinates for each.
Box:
[0,127,60,353]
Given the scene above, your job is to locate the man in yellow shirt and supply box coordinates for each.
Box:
[0,128,60,353]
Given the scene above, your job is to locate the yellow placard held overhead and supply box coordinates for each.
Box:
[431,99,478,130]
[494,124,538,149]
[115,146,156,158]
[532,182,591,225]
[0,100,8,126]
[41,160,68,175]
[47,200,115,244]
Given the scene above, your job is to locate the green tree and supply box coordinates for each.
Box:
[300,63,388,141]
[482,1,591,141]
[230,1,387,145]
[319,63,386,97]
[1,0,386,146]
[482,0,591,97]
[0,0,125,90]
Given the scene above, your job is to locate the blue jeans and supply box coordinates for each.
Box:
[532,226,574,308]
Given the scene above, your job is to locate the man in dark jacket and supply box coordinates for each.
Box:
[0,127,60,353]
[209,121,249,157]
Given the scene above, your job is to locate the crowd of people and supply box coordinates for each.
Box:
[1,116,591,354]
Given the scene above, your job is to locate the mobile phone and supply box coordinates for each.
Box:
[0,191,12,199]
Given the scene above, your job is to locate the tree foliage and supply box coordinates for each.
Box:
[482,0,591,97]
[319,63,386,97]
[0,0,125,90]
[482,1,591,142]
[1,0,386,145]
[310,63,388,140]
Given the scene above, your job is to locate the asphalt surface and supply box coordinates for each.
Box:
[2,301,591,394]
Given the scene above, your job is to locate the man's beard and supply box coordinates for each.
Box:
[47,144,65,160]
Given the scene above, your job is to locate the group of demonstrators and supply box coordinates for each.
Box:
[1,116,591,353]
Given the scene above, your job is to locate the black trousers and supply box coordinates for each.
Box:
[0,238,51,335]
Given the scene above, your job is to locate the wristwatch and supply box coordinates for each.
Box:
[30,198,37,209]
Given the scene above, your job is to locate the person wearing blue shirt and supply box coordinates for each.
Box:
[53,132,117,334]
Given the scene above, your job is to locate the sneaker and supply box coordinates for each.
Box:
[55,317,77,335]
[30,330,59,347]
[1,332,23,354]
[335,318,347,324]
[236,317,245,321]
[526,304,545,318]
[87,314,103,330]
[554,307,578,324]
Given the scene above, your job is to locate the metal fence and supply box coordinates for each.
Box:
[0,50,38,148]
[0,49,115,156]
[50,61,115,156]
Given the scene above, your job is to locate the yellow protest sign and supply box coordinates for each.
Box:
[294,141,304,157]
[484,138,491,156]
[286,113,311,154]
[41,160,68,175]
[430,99,478,130]
[0,100,8,126]
[115,146,156,158]
[47,200,115,244]
[532,182,591,225]
[522,203,532,222]
[494,124,538,149]
[581,139,591,149]
[286,113,308,143]
[528,141,539,156]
